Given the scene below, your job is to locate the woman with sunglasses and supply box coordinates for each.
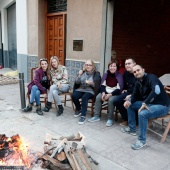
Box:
[43,56,70,116]
[72,59,101,125]
[23,58,50,115]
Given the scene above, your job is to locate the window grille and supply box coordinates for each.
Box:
[47,0,67,13]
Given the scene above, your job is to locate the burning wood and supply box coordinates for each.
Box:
[37,132,98,170]
[0,134,38,169]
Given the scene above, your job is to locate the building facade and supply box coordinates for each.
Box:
[0,0,170,85]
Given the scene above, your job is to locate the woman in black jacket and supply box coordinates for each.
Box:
[72,59,101,125]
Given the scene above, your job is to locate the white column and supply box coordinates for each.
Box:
[16,0,28,55]
[100,0,114,74]
[16,0,28,82]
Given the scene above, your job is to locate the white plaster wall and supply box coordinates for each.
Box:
[0,0,27,54]
[67,0,114,74]
[16,0,28,55]
[67,0,103,62]
[27,0,38,56]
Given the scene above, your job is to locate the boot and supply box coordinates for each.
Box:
[43,101,52,112]
[56,105,64,116]
[22,103,33,112]
[36,104,43,115]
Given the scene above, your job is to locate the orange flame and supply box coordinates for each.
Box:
[0,135,36,168]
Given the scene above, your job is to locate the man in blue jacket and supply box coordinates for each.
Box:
[122,65,170,150]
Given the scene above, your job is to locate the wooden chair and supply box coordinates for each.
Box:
[148,86,170,143]
[59,91,75,111]
[27,67,47,104]
[87,98,95,116]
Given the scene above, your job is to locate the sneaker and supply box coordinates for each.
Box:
[131,140,146,150]
[121,127,137,136]
[119,121,128,127]
[88,116,100,122]
[106,119,113,127]
[74,110,81,117]
[78,116,86,125]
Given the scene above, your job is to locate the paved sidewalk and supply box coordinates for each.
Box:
[0,69,170,170]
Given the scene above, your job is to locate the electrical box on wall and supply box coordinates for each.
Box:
[73,40,83,51]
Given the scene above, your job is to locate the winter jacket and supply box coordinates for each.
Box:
[123,70,137,94]
[100,70,124,95]
[27,68,50,94]
[131,73,170,106]
[73,71,101,98]
[50,65,70,85]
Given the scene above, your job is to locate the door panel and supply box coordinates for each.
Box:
[46,14,66,65]
[7,3,17,70]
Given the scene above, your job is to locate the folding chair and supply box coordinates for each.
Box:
[148,86,170,143]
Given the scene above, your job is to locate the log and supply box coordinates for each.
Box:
[56,151,66,161]
[77,149,91,170]
[73,150,87,170]
[81,147,98,170]
[64,144,77,170]
[50,138,67,158]
[59,134,76,141]
[41,154,72,170]
[70,151,81,170]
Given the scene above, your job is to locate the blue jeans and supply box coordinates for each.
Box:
[72,91,94,117]
[128,101,169,144]
[48,84,70,105]
[114,92,129,121]
[30,85,45,106]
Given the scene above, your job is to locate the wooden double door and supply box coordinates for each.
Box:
[46,14,66,65]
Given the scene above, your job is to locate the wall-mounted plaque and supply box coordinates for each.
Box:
[73,40,83,51]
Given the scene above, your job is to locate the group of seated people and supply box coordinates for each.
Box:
[22,56,170,150]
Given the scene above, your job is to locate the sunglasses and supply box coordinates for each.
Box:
[40,58,48,61]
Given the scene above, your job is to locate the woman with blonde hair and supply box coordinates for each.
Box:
[72,59,101,125]
[43,56,70,116]
[23,58,50,115]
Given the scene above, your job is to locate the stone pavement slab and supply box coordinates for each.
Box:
[0,79,170,169]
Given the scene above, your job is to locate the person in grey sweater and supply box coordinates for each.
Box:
[72,59,101,125]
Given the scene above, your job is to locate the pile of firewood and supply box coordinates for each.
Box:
[37,132,98,170]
